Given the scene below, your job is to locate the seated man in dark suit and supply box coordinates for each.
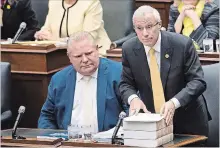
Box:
[38,31,127,133]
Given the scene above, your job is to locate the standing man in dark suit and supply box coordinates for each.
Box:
[1,0,39,40]
[119,5,211,136]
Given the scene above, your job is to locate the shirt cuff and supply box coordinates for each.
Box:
[171,98,181,109]
[128,94,139,105]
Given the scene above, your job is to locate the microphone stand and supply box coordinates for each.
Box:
[12,132,26,140]
[12,108,26,140]
[12,118,26,139]
[111,112,127,145]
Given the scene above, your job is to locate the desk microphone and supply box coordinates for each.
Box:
[12,106,26,139]
[12,22,26,44]
[111,111,126,144]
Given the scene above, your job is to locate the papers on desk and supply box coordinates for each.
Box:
[0,40,67,48]
[123,113,173,147]
[123,113,166,131]
[37,132,68,140]
[17,41,67,48]
[92,127,123,143]
[1,38,13,44]
[124,133,174,147]
[124,113,163,122]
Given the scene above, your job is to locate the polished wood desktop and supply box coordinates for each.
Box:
[198,52,220,65]
[106,48,220,65]
[135,0,173,28]
[1,128,208,147]
[1,44,70,128]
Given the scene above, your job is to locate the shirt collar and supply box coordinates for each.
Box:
[76,68,98,82]
[144,32,161,54]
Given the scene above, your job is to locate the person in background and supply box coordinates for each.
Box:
[119,5,211,136]
[34,0,111,56]
[168,0,219,49]
[1,0,39,40]
[38,31,127,133]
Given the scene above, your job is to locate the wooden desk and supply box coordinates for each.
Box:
[135,0,173,28]
[198,52,220,65]
[1,44,70,128]
[1,128,207,147]
[107,49,220,65]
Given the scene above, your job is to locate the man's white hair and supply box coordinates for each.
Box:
[67,31,95,48]
[132,5,161,24]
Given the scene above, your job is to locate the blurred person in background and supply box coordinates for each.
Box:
[1,0,39,40]
[34,0,111,56]
[168,0,219,49]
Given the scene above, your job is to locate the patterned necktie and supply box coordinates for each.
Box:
[149,48,165,113]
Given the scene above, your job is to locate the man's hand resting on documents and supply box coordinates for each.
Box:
[160,101,175,126]
[129,97,151,116]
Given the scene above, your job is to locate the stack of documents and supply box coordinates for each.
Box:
[123,113,173,147]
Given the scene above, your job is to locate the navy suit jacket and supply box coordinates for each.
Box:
[38,58,127,132]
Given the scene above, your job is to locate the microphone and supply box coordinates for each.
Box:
[12,106,26,139]
[12,22,26,44]
[111,111,127,144]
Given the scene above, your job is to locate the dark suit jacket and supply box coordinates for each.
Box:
[1,0,39,40]
[38,58,128,132]
[119,31,211,136]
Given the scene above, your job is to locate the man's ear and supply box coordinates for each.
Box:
[158,22,162,29]
[158,22,162,27]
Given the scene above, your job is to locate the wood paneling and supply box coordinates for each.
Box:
[107,49,220,65]
[1,44,70,128]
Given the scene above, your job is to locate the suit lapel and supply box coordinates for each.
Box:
[64,67,76,128]
[133,39,152,88]
[160,31,173,92]
[97,58,108,131]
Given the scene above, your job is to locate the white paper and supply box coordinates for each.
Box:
[124,113,163,122]
[93,127,123,139]
[124,133,173,147]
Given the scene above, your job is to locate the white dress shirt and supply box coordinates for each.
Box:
[128,32,181,109]
[71,69,98,133]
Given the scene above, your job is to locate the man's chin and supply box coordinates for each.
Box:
[143,42,153,47]
[80,67,96,75]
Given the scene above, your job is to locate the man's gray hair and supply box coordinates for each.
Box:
[67,31,95,48]
[132,5,161,24]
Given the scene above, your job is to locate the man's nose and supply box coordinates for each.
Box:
[82,54,88,63]
[142,28,149,37]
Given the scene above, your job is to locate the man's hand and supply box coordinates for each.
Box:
[129,97,150,116]
[160,101,175,125]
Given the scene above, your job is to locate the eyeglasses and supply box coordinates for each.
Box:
[134,22,159,32]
